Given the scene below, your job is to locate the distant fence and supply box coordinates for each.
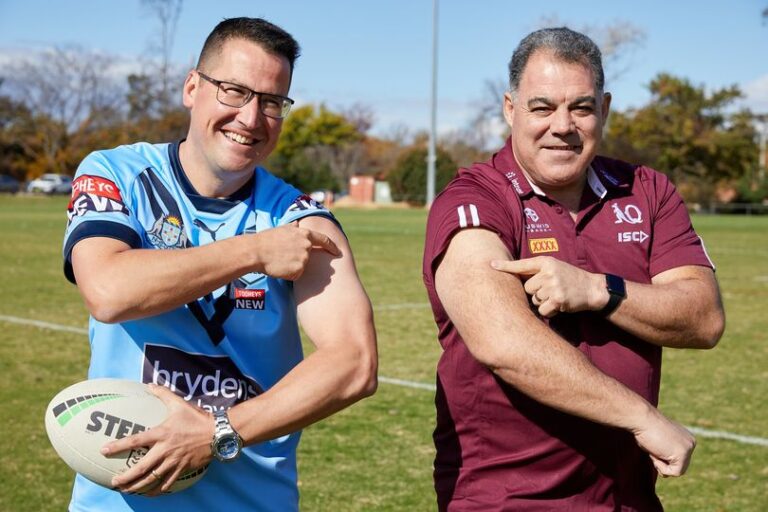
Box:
[696,203,768,215]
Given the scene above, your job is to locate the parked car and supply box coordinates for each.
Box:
[0,174,20,193]
[26,174,73,194]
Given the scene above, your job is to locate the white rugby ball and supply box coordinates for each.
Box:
[45,378,207,494]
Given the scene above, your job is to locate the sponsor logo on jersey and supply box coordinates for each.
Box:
[148,214,188,249]
[143,344,264,413]
[456,204,480,228]
[67,175,128,221]
[612,203,643,224]
[524,207,539,222]
[617,230,649,243]
[233,288,266,310]
[287,194,326,213]
[529,238,560,254]
[193,219,226,241]
[505,171,525,195]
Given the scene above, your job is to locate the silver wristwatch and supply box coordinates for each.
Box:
[210,409,243,462]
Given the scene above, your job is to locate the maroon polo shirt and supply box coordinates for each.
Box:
[422,139,713,511]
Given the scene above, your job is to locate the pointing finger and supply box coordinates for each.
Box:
[490,257,544,276]
[306,229,341,256]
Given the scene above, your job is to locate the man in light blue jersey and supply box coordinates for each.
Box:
[62,17,378,512]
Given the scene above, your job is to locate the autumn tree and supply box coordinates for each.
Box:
[3,46,122,177]
[602,73,758,202]
[0,87,34,180]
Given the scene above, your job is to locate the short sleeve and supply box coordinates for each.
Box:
[423,172,520,286]
[277,193,338,227]
[647,172,714,276]
[63,151,144,283]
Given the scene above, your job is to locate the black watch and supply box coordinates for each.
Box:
[211,409,243,462]
[601,274,626,316]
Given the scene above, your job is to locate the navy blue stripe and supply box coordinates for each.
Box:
[168,141,254,214]
[143,168,182,218]
[63,221,142,284]
[137,172,165,220]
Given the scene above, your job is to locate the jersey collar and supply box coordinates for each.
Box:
[493,137,623,200]
[169,141,255,214]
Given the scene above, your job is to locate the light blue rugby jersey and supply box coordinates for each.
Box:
[62,141,336,512]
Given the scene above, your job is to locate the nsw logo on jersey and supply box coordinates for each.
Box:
[67,175,128,222]
[148,214,188,249]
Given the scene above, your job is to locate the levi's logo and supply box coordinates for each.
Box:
[67,175,128,221]
[234,288,265,310]
[70,175,123,203]
[529,238,559,254]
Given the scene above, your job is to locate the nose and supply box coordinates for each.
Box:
[235,96,263,130]
[550,107,575,136]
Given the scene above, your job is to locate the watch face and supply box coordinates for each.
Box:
[216,434,242,460]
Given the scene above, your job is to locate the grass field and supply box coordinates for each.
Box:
[0,195,766,511]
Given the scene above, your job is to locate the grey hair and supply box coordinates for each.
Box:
[508,27,604,97]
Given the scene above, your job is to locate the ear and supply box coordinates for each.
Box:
[182,70,199,109]
[600,92,612,124]
[502,92,515,130]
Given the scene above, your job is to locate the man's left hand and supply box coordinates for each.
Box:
[491,256,608,317]
[102,384,214,496]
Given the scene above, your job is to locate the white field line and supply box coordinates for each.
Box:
[374,302,432,311]
[4,313,767,448]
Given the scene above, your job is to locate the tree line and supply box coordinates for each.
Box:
[1,46,764,205]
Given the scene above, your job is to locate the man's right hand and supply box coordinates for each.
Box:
[252,223,340,281]
[632,410,696,477]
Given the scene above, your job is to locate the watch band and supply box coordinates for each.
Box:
[601,274,626,316]
[211,409,242,462]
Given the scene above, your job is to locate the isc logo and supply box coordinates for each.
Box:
[618,231,649,243]
[529,238,559,254]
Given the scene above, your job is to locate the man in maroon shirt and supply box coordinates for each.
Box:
[423,27,725,511]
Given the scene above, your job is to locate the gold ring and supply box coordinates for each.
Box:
[151,470,162,481]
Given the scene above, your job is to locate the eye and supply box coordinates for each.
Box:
[261,96,282,109]
[572,105,595,115]
[221,84,248,98]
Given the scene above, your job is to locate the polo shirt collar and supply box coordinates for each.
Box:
[493,137,619,200]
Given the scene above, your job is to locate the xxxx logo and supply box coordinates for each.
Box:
[529,238,559,254]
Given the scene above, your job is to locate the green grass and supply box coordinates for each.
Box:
[0,196,766,511]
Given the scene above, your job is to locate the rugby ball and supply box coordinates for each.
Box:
[45,378,207,494]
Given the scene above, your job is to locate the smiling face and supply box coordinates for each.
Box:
[503,50,611,198]
[180,37,291,196]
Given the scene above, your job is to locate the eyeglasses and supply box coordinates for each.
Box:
[197,71,294,119]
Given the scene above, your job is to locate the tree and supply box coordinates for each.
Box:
[387,147,456,205]
[602,73,758,202]
[269,104,364,191]
[3,46,122,176]
[142,0,184,114]
[0,91,34,179]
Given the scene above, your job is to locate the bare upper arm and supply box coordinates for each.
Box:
[435,228,536,366]
[651,264,718,289]
[71,236,132,288]
[294,216,374,351]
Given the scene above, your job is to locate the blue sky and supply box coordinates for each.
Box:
[1,0,766,139]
